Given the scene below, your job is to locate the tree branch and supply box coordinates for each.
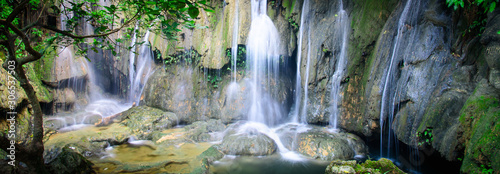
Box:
[21,20,39,31]
[6,0,30,22]
[0,19,42,64]
[38,11,140,39]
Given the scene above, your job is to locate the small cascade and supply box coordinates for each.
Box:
[379,0,418,157]
[291,0,309,123]
[238,0,304,161]
[231,0,240,83]
[246,0,282,126]
[129,30,154,105]
[329,0,350,130]
[226,0,240,103]
[300,11,312,124]
[128,24,139,102]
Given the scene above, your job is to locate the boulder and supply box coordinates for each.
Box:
[184,119,226,142]
[325,158,405,174]
[45,147,95,174]
[120,106,178,140]
[277,125,368,161]
[218,132,277,156]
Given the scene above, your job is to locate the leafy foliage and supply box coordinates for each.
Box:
[446,0,500,36]
[225,46,247,69]
[416,128,433,147]
[446,0,498,13]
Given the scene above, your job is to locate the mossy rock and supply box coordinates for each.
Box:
[45,147,95,174]
[120,106,177,140]
[192,145,226,174]
[184,119,226,142]
[325,158,404,174]
[459,81,500,173]
[355,158,405,174]
[218,132,277,156]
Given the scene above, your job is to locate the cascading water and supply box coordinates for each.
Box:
[246,0,282,125]
[291,0,310,123]
[329,0,350,130]
[300,10,312,124]
[129,30,154,105]
[47,3,153,130]
[292,0,309,123]
[226,0,240,104]
[379,0,418,157]
[128,23,139,102]
[231,0,239,83]
[235,0,302,160]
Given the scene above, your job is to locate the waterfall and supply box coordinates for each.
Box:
[49,2,132,130]
[231,0,239,82]
[379,0,417,157]
[128,24,139,102]
[330,0,350,130]
[300,11,312,124]
[291,0,310,123]
[226,0,241,106]
[129,30,154,105]
[246,0,282,126]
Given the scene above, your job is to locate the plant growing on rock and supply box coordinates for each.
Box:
[416,128,434,147]
[0,0,211,173]
[446,0,500,49]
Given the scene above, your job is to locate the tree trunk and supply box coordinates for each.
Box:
[2,55,48,173]
[15,63,48,174]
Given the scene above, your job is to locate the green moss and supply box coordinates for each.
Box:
[25,62,53,103]
[34,46,56,81]
[459,92,500,173]
[347,0,398,85]
[355,158,405,174]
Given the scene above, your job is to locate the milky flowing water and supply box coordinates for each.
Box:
[48,3,157,130]
[129,30,154,105]
[329,0,350,130]
[237,0,303,161]
[128,23,139,102]
[226,0,241,105]
[291,0,310,123]
[300,11,312,124]
[246,0,281,125]
[379,0,415,156]
[231,0,240,82]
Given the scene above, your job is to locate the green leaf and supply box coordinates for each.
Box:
[490,2,496,13]
[188,6,200,19]
[497,30,500,34]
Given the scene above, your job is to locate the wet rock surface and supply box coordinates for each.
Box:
[325,158,405,174]
[277,125,368,161]
[120,106,178,140]
[184,119,226,142]
[44,147,95,174]
[218,131,277,156]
